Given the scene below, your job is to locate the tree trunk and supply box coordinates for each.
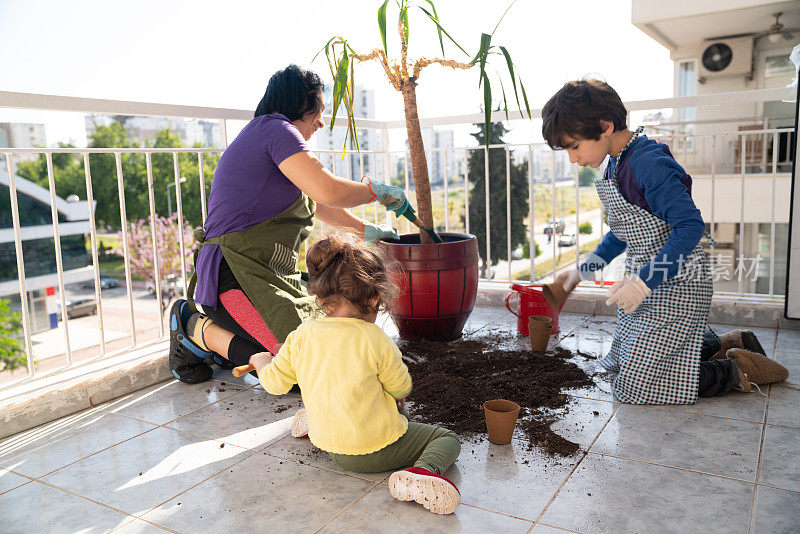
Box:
[401,79,434,244]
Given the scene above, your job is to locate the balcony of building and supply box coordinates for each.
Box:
[0,87,798,533]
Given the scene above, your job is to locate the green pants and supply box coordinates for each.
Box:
[329,414,460,475]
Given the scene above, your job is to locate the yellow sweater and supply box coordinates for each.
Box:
[259,317,412,455]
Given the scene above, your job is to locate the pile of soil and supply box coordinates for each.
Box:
[400,333,595,457]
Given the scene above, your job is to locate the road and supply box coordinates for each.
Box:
[1,285,166,386]
[491,208,604,281]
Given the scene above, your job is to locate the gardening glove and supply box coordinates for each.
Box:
[605,275,651,314]
[576,252,606,281]
[362,176,409,215]
[557,270,583,293]
[362,222,399,243]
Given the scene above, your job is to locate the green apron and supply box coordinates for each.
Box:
[188,192,319,343]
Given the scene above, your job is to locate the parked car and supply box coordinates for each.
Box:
[558,233,577,247]
[544,218,566,236]
[81,274,118,290]
[146,274,184,298]
[56,298,97,320]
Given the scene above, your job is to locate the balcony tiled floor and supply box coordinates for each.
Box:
[1,307,798,533]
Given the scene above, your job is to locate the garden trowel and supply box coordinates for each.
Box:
[398,204,444,243]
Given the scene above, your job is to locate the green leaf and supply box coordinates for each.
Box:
[399,3,409,45]
[497,74,509,120]
[519,76,531,119]
[499,46,522,115]
[322,42,339,128]
[419,6,468,56]
[423,0,444,55]
[312,36,337,64]
[471,32,492,68]
[331,46,349,131]
[344,56,360,156]
[378,0,389,56]
[491,0,516,37]
[482,71,492,147]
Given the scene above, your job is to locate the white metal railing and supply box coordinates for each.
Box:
[0,87,793,388]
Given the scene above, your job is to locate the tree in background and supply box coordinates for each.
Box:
[578,166,597,187]
[0,298,26,373]
[117,214,195,284]
[464,122,529,277]
[579,221,593,235]
[15,123,219,229]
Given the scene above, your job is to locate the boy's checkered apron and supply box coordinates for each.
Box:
[596,157,712,405]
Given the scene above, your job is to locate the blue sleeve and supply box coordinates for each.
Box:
[578,229,626,277]
[630,148,705,290]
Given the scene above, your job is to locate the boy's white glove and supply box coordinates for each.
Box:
[606,275,651,314]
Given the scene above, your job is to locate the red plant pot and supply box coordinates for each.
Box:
[378,233,479,341]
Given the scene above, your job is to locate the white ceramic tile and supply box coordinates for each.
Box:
[321,484,534,533]
[0,480,132,533]
[591,404,761,481]
[765,383,800,429]
[0,410,156,478]
[541,453,754,534]
[759,424,800,492]
[0,469,29,495]
[164,388,300,450]
[751,485,800,534]
[41,426,255,516]
[264,435,389,483]
[101,380,246,425]
[139,450,374,532]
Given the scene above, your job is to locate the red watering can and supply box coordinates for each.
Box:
[505,283,560,335]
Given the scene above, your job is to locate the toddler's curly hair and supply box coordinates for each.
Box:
[306,235,398,316]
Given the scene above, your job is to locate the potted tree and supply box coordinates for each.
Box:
[321,0,530,340]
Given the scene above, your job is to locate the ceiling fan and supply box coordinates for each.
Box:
[705,12,798,42]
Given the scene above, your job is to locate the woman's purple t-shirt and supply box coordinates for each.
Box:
[194,114,308,308]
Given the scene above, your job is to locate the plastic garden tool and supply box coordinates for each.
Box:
[398,204,443,244]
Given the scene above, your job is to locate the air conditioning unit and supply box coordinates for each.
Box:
[698,37,753,80]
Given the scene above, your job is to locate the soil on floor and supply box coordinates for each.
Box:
[400,333,595,457]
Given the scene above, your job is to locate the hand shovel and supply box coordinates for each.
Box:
[398,205,443,243]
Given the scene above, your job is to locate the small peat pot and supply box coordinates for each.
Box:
[528,315,552,352]
[378,232,479,341]
[483,399,521,445]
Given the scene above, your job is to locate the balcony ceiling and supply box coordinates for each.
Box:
[632,0,800,50]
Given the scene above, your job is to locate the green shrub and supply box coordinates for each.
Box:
[0,298,26,372]
[522,239,542,259]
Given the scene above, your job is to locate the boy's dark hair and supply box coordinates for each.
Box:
[306,235,398,316]
[541,79,628,149]
[254,64,324,121]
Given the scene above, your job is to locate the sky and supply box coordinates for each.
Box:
[0,0,675,147]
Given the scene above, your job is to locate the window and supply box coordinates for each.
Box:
[678,60,696,98]
[0,235,89,282]
[764,55,794,86]
[677,60,696,147]
[0,184,68,229]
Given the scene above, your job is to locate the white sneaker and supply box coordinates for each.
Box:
[291,408,309,438]
[388,466,460,515]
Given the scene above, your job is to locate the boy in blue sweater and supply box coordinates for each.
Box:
[541,79,786,403]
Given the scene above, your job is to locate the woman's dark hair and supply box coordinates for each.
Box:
[541,79,627,149]
[306,235,398,316]
[254,64,324,121]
